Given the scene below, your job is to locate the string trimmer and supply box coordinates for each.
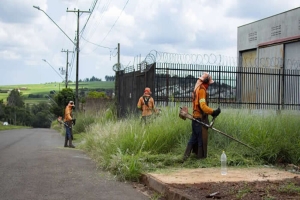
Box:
[179,106,255,151]
[57,116,76,129]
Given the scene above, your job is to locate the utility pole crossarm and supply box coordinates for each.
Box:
[66,8,91,14]
[61,49,74,88]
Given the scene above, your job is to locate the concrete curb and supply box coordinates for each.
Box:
[141,174,195,200]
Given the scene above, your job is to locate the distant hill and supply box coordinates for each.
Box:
[0,81,115,105]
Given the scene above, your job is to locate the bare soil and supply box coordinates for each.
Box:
[148,167,300,200]
[170,178,300,199]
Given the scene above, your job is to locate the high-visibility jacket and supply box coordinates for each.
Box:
[64,105,73,122]
[192,85,213,118]
[137,95,155,116]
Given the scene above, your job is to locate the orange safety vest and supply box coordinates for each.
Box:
[64,105,73,122]
[137,95,155,117]
[192,85,213,119]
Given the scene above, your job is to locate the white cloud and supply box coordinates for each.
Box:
[0,0,299,85]
[0,50,20,60]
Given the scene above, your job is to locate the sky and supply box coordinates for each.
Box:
[0,0,299,86]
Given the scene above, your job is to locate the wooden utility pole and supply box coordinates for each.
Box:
[61,49,74,88]
[67,8,90,110]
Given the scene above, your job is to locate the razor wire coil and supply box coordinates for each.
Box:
[121,51,300,74]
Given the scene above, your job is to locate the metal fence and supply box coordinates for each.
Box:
[116,51,300,117]
[116,63,155,117]
[155,64,300,110]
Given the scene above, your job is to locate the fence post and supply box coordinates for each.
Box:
[218,65,221,106]
[166,68,169,106]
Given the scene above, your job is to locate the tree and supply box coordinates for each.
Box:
[87,91,107,98]
[51,88,75,117]
[31,111,52,128]
[5,89,25,125]
[2,105,32,126]
[17,107,32,126]
[31,102,49,115]
[31,102,52,128]
[105,75,115,81]
[0,99,5,120]
[7,89,24,108]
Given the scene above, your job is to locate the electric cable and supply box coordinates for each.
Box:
[99,0,129,45]
[83,0,112,41]
[68,46,76,80]
[81,36,115,50]
[80,0,98,35]
[79,0,109,50]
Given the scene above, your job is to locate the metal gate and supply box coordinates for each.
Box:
[116,63,155,118]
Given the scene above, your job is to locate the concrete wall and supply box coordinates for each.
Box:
[238,7,300,52]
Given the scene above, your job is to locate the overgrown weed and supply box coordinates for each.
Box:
[78,107,300,181]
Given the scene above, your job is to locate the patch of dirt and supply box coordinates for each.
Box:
[170,178,300,199]
[147,167,300,200]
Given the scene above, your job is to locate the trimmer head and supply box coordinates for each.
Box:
[179,106,193,120]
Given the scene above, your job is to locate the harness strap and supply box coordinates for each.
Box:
[143,96,150,107]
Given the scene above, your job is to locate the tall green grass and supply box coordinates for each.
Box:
[78,107,300,181]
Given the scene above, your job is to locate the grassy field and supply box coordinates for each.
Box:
[0,124,30,131]
[0,81,115,104]
[77,107,300,181]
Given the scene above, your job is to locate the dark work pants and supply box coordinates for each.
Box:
[188,118,203,147]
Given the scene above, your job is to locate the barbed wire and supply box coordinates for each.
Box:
[119,51,300,74]
[143,50,238,66]
[142,50,300,69]
[239,57,300,69]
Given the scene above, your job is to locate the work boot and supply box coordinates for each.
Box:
[69,139,75,148]
[64,136,69,147]
[182,144,193,162]
[197,147,204,159]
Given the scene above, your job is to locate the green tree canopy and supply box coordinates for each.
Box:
[51,88,75,117]
[7,89,24,108]
[87,91,107,98]
[0,99,5,120]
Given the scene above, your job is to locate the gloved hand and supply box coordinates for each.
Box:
[212,108,221,117]
[72,119,76,126]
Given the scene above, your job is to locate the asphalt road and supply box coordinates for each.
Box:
[0,128,149,200]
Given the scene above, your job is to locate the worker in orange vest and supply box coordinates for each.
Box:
[183,72,221,161]
[64,101,75,148]
[137,87,155,124]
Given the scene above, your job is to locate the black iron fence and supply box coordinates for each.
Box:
[116,52,300,117]
[154,64,300,110]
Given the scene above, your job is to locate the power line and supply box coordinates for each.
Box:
[68,46,76,80]
[100,0,129,44]
[81,36,117,61]
[81,36,115,50]
[80,0,98,35]
[80,0,111,50]
[83,0,112,41]
[42,59,64,81]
